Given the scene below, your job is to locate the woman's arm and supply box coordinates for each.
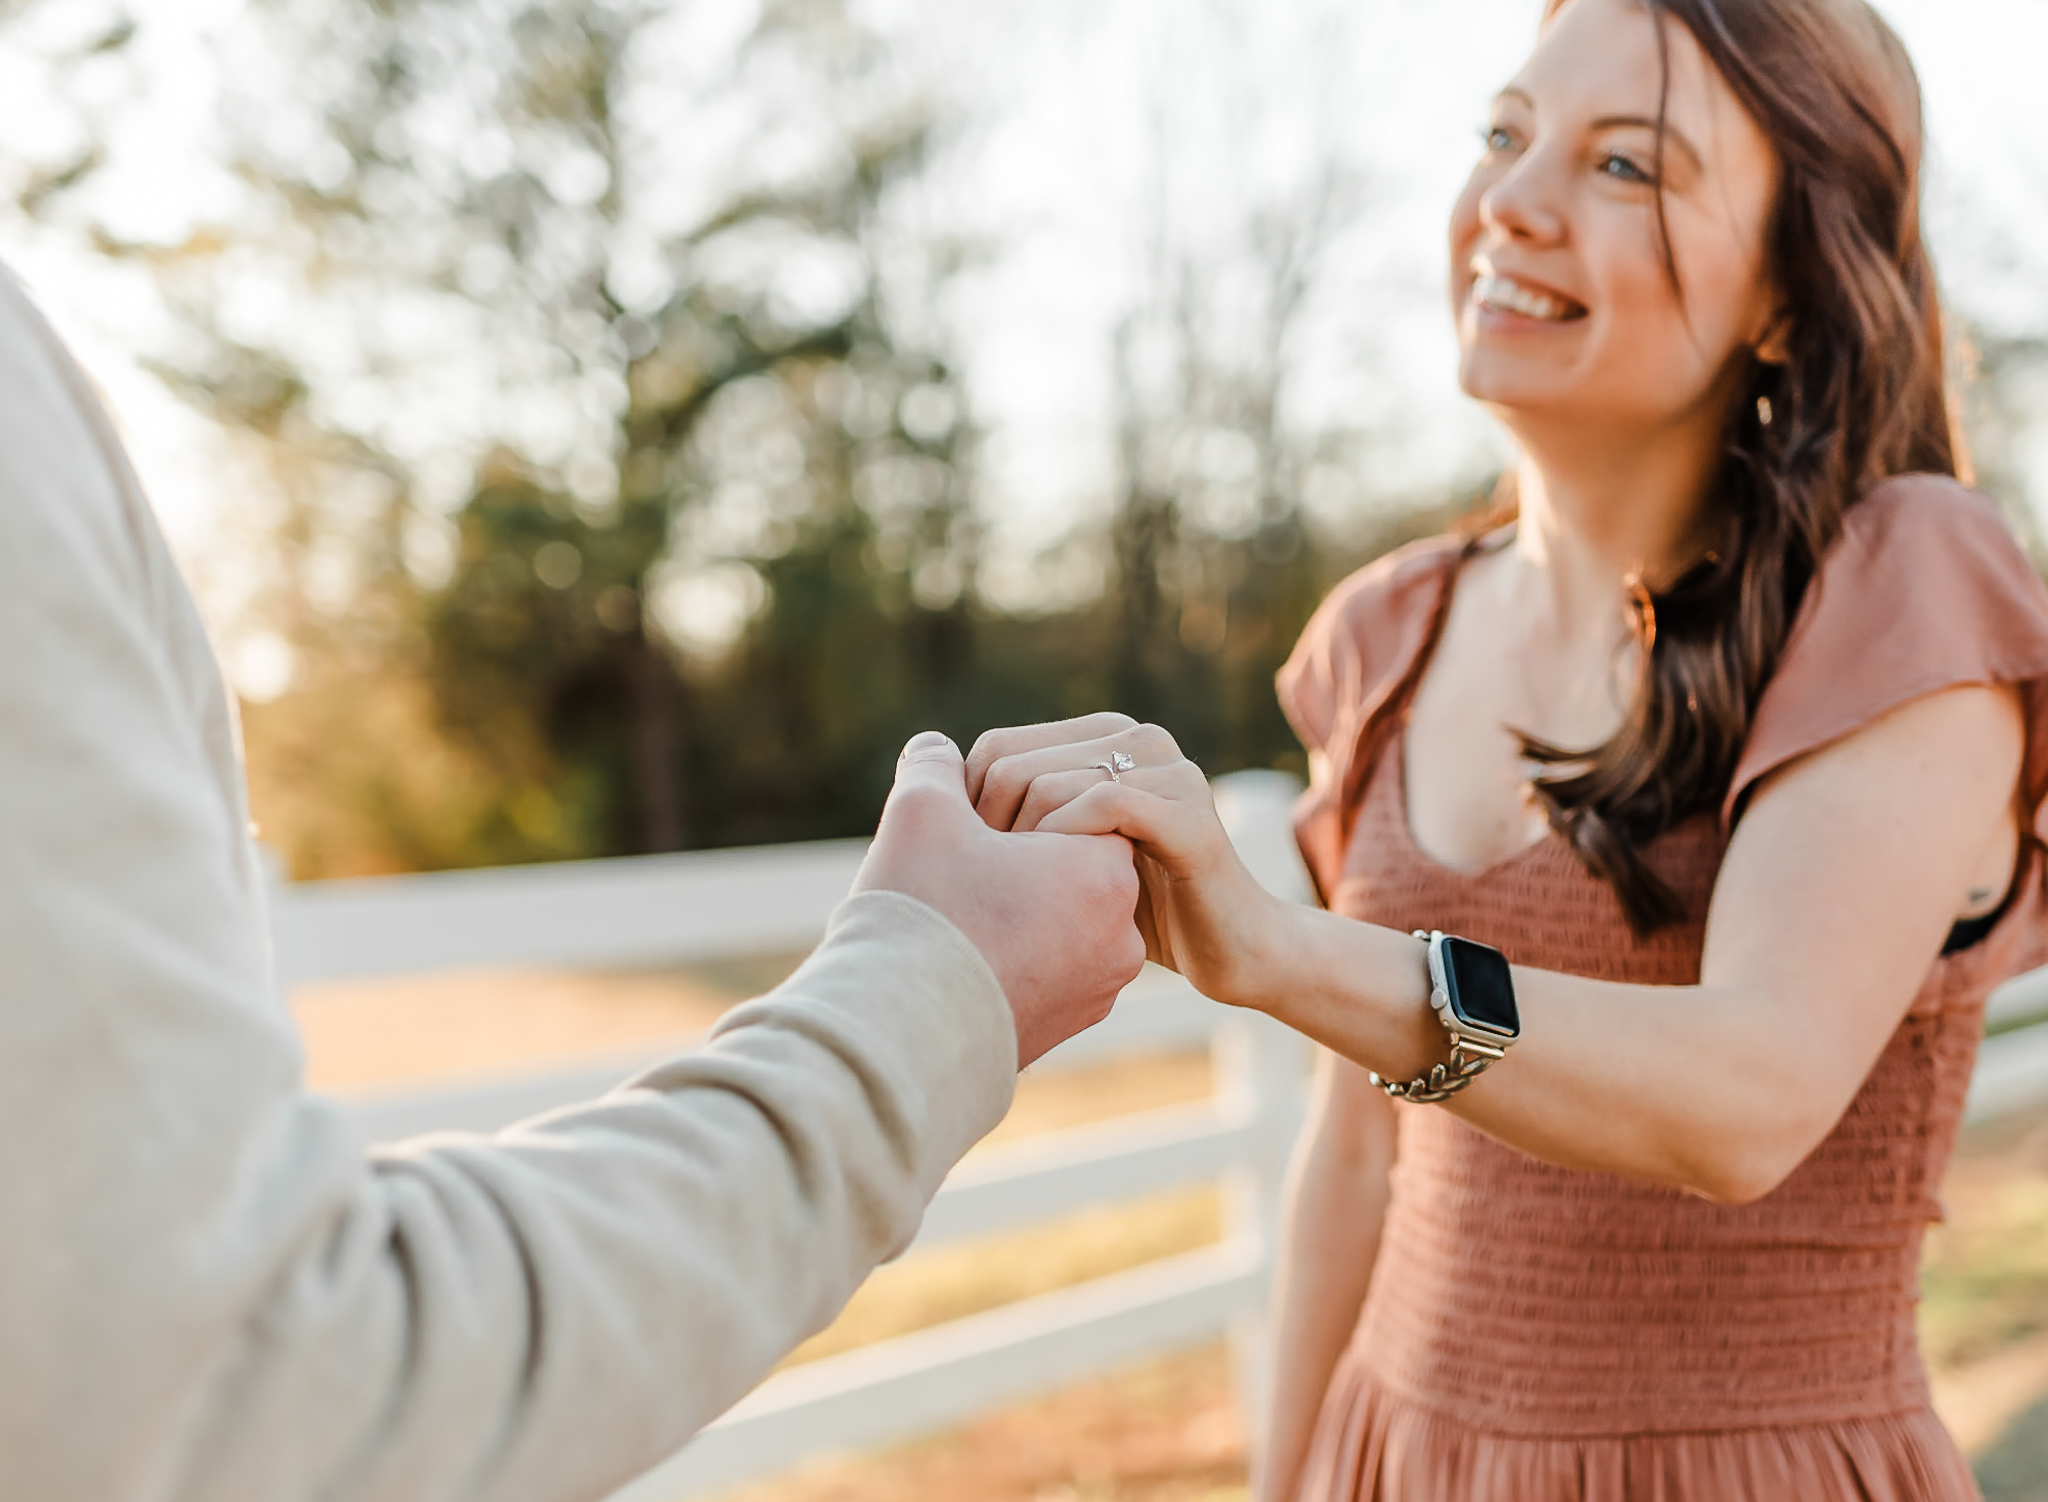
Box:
[1252,1055,1396,1502]
[977,683,2024,1204]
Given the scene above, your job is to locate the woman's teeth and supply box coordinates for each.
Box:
[1472,274,1581,322]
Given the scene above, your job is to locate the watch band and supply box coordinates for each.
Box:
[1369,929,1515,1104]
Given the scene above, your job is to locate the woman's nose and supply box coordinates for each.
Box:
[1480,147,1568,246]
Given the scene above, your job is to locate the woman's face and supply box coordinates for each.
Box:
[1450,0,1783,434]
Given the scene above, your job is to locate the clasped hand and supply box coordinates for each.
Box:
[965,712,1289,1010]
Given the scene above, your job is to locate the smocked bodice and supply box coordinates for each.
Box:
[1331,731,2013,1434]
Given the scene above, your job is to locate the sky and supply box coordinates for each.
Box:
[2,0,2046,623]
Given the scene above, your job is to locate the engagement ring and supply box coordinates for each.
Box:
[1094,751,1137,782]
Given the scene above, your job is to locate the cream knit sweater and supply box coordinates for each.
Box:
[0,266,1017,1501]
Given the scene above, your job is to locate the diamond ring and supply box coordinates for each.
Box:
[1094,750,1137,782]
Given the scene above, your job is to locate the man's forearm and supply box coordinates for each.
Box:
[265,891,1009,1502]
[18,894,1014,1502]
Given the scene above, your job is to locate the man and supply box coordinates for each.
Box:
[0,265,1146,1501]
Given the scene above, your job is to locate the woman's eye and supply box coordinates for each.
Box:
[1481,125,1517,154]
[1599,150,1655,185]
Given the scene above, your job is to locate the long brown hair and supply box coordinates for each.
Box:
[1518,0,1961,932]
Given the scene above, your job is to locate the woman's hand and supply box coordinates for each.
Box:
[964,714,1293,1008]
[857,731,1147,1067]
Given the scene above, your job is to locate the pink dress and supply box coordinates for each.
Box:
[1274,476,2048,1501]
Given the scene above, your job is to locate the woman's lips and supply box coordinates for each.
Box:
[1470,272,1588,322]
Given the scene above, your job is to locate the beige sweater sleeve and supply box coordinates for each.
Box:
[0,266,1018,1502]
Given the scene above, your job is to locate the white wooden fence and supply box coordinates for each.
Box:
[272,771,2048,1502]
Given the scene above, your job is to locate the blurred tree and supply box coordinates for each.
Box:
[1100,164,1362,769]
[0,0,1481,876]
[26,0,994,869]
[0,0,1474,876]
[8,1,2048,881]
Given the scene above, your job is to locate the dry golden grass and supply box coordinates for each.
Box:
[780,1051,1222,1368]
[782,1188,1221,1369]
[1926,1106,2048,1467]
[718,1344,1249,1502]
[980,1053,1215,1148]
[1924,1112,2048,1371]
[293,954,808,1092]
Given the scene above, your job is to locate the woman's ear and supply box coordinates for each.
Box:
[1755,308,1792,366]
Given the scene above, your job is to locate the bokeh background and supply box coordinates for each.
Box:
[3,0,2046,877]
[3,1,2047,1497]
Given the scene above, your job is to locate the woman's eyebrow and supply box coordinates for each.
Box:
[1591,114,1705,174]
[1491,91,1706,177]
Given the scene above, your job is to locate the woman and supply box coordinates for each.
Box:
[967,0,2048,1496]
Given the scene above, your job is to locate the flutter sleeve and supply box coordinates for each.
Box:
[1277,536,1461,902]
[1722,475,2048,840]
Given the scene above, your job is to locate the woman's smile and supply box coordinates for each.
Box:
[1468,267,1588,325]
[1447,0,1782,436]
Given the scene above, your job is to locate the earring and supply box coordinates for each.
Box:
[1756,394,1774,428]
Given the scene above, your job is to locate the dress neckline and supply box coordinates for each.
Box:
[1383,528,1559,883]
[1388,727,1557,882]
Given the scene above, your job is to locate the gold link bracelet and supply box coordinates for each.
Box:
[1368,930,1515,1103]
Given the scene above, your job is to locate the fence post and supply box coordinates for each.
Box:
[1211,1011,1306,1436]
[1210,772,1315,1445]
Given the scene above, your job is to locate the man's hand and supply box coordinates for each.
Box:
[855,731,1146,1067]
[965,714,1289,1010]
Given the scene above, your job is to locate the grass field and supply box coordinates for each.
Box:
[295,960,2048,1502]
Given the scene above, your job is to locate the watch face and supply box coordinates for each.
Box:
[1441,937,1519,1036]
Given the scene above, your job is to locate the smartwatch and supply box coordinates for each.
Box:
[1369,930,1520,1103]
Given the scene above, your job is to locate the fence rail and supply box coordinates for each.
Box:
[274,771,2048,1501]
